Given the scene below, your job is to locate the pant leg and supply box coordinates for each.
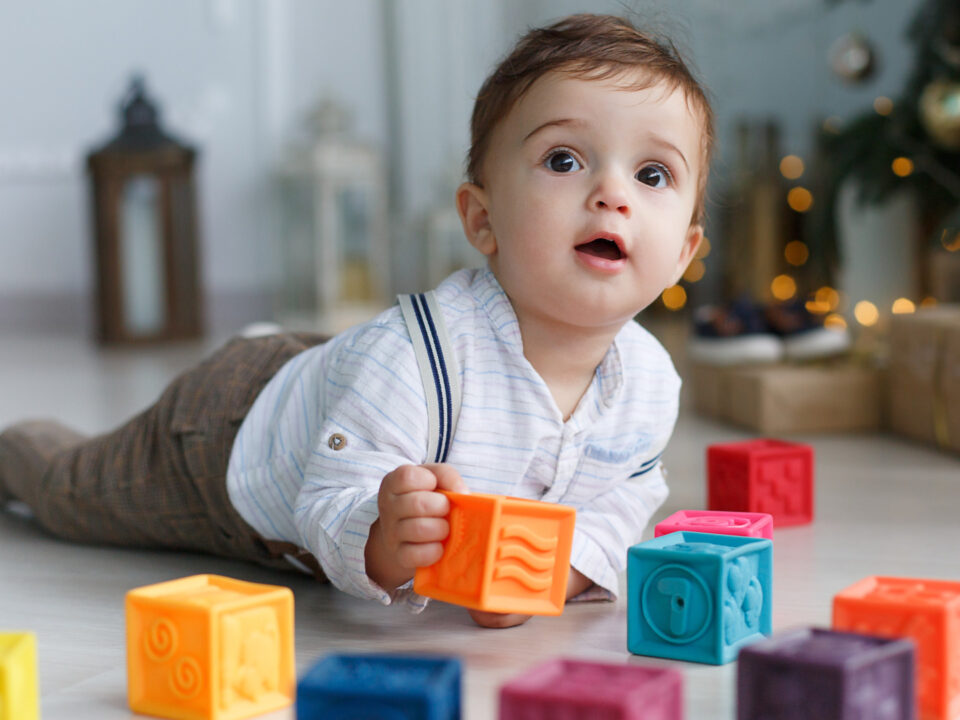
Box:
[0,333,326,571]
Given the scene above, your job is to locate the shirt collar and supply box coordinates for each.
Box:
[469,266,626,427]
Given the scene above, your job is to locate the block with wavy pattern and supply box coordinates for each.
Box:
[415,491,575,615]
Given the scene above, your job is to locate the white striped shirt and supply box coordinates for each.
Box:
[226,268,679,611]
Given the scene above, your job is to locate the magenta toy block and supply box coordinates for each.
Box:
[499,658,683,720]
[655,510,773,540]
[707,439,813,527]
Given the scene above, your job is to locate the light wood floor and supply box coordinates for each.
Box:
[1,330,958,719]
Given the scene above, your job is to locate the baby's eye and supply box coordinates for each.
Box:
[544,150,581,173]
[636,164,671,188]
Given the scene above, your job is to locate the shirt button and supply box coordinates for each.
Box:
[328,433,347,451]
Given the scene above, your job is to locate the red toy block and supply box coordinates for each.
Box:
[654,509,773,539]
[707,439,813,527]
[499,658,683,720]
[833,576,960,720]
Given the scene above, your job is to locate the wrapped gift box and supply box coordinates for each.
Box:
[688,361,882,435]
[887,305,960,454]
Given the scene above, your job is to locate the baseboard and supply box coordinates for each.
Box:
[0,290,275,338]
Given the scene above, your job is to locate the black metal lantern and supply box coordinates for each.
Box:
[87,76,203,343]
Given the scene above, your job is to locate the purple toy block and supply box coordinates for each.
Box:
[737,627,916,720]
[654,510,774,540]
[499,658,683,720]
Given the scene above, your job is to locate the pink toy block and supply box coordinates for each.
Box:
[499,658,683,720]
[654,509,773,539]
[707,439,813,527]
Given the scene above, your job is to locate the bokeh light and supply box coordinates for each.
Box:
[854,300,879,326]
[891,298,916,314]
[805,300,830,315]
[695,236,711,259]
[824,313,848,330]
[919,296,938,308]
[779,155,805,180]
[891,157,914,177]
[683,259,706,283]
[787,187,813,213]
[942,230,960,252]
[815,286,841,311]
[662,284,687,310]
[784,240,809,266]
[771,274,797,301]
[873,96,893,115]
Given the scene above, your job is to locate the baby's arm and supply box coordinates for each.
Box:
[466,569,593,629]
[365,463,467,592]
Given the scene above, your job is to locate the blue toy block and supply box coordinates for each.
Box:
[627,531,773,664]
[297,654,461,720]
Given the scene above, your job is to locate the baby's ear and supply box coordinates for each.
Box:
[670,223,703,286]
[456,182,497,256]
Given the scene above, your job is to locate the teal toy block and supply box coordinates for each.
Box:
[627,531,772,665]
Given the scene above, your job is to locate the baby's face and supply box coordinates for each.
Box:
[472,70,704,331]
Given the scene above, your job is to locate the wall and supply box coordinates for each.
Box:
[0,0,927,334]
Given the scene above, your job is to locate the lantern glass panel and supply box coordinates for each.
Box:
[120,175,165,335]
[279,178,318,313]
[339,185,373,302]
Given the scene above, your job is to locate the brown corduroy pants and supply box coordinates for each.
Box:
[0,333,328,577]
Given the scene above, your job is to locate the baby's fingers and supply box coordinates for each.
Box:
[396,541,444,569]
[424,463,469,494]
[396,517,449,544]
[381,464,439,496]
[392,490,450,519]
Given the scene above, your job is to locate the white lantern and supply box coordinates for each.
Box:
[277,99,390,333]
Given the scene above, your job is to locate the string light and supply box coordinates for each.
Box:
[779,155,805,180]
[942,229,960,252]
[891,157,914,177]
[805,300,830,314]
[873,96,893,115]
[823,117,843,134]
[695,236,712,259]
[784,240,809,266]
[891,298,916,314]
[683,259,706,283]
[662,285,687,310]
[787,187,813,213]
[854,300,879,326]
[815,286,840,311]
[771,274,797,301]
[824,313,847,329]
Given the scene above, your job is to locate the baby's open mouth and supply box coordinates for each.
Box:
[575,238,625,261]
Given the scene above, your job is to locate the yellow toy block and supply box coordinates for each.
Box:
[0,632,39,720]
[126,574,295,720]
[414,491,576,615]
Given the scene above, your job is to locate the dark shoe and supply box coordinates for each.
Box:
[688,296,783,366]
[765,300,851,360]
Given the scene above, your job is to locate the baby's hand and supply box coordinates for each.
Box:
[365,463,467,592]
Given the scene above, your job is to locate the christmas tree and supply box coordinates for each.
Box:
[812,0,960,288]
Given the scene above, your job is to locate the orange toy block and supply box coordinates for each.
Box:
[414,491,576,615]
[126,574,295,720]
[833,576,960,720]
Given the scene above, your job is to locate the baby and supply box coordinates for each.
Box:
[0,14,713,628]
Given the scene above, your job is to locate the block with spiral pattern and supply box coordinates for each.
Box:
[414,491,575,615]
[125,574,294,720]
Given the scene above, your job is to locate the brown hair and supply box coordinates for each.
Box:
[467,13,714,224]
